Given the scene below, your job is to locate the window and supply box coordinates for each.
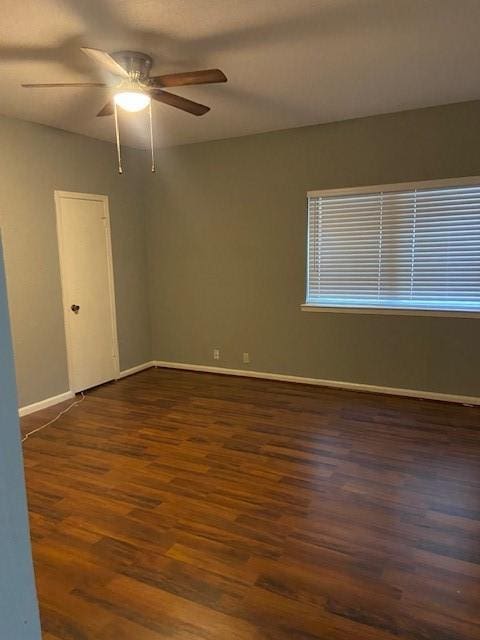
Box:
[304,177,480,315]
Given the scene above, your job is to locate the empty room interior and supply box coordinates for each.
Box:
[1,1,480,639]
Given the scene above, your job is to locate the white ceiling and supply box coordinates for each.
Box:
[1,0,479,148]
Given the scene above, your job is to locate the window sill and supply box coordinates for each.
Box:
[301,304,480,319]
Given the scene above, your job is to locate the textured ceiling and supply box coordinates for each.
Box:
[0,0,479,148]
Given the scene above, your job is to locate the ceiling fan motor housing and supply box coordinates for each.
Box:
[111,51,153,81]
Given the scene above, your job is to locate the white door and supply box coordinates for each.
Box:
[55,191,119,392]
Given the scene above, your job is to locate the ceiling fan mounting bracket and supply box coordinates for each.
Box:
[111,51,153,80]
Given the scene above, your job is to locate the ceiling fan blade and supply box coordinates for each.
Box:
[22,82,106,88]
[150,90,210,116]
[97,101,114,117]
[150,68,227,88]
[80,47,129,79]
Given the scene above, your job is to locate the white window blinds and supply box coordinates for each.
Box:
[306,180,480,312]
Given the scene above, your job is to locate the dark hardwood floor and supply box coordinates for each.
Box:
[21,368,480,640]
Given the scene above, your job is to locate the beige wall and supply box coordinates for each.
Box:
[0,116,151,407]
[146,101,480,397]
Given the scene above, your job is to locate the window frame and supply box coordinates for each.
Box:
[303,175,480,318]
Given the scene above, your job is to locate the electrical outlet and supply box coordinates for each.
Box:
[243,352,250,364]
[213,348,220,360]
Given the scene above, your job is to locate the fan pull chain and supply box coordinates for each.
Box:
[149,101,156,173]
[114,102,123,174]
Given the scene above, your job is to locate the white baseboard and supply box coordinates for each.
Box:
[118,361,156,379]
[154,360,480,406]
[18,390,75,417]
[18,362,155,417]
[19,361,478,417]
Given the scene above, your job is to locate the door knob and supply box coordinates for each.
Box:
[71,304,80,314]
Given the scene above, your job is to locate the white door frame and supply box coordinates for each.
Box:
[54,190,120,392]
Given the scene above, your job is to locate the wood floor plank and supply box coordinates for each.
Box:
[21,368,480,639]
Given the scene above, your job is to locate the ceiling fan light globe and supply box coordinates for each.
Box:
[114,91,151,112]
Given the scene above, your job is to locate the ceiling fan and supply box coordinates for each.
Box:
[22,48,227,173]
[22,47,227,117]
